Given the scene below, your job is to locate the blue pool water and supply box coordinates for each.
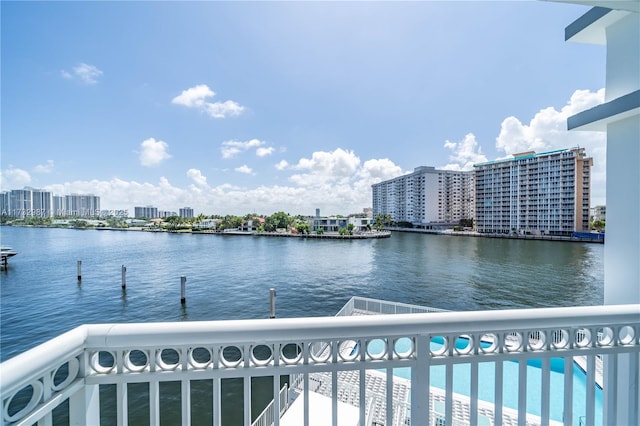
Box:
[365,337,603,425]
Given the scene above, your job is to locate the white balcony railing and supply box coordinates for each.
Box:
[1,303,639,426]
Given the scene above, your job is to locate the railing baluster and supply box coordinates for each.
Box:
[495,359,503,426]
[182,378,190,426]
[630,351,639,425]
[332,369,338,426]
[563,356,573,426]
[445,335,454,426]
[359,368,366,426]
[244,375,251,426]
[470,359,479,426]
[273,372,281,426]
[603,353,618,425]
[213,377,221,426]
[149,380,159,425]
[586,354,595,426]
[411,335,429,426]
[386,366,394,426]
[117,382,128,426]
[541,357,550,426]
[518,358,527,426]
[303,373,310,426]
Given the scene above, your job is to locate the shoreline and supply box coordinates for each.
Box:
[387,227,604,243]
[3,224,603,243]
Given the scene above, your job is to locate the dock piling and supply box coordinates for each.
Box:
[181,276,187,304]
[269,288,276,318]
[121,265,126,289]
[77,260,82,281]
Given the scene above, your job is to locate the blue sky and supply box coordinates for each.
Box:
[1,1,606,216]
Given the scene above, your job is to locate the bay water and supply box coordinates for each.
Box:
[0,226,604,424]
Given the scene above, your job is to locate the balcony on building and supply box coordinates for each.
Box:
[1,1,639,426]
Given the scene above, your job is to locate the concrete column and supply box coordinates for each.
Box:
[604,116,640,305]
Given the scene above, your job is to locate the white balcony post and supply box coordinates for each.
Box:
[69,352,99,426]
[69,383,100,426]
[411,335,429,426]
[603,12,640,426]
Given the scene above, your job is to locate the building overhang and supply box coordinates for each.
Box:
[564,6,633,44]
[568,89,640,131]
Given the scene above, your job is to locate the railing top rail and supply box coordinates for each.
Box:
[2,304,638,393]
[84,304,638,347]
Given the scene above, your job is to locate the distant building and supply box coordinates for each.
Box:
[65,194,100,217]
[0,192,8,216]
[591,205,606,222]
[1,188,100,218]
[8,189,32,218]
[372,166,474,228]
[134,206,158,219]
[311,216,348,233]
[53,195,65,216]
[179,207,194,219]
[193,218,221,229]
[31,188,53,217]
[474,147,592,236]
[2,187,54,218]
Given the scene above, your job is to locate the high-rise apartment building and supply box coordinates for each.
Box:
[0,192,9,217]
[1,188,100,218]
[134,206,159,219]
[30,188,53,217]
[8,189,32,218]
[372,166,474,227]
[179,207,194,219]
[474,147,592,236]
[65,194,100,217]
[53,195,65,216]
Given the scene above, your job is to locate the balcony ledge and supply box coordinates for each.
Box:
[567,89,640,131]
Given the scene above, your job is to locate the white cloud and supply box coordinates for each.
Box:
[275,160,289,170]
[171,84,215,108]
[494,88,606,204]
[187,169,208,187]
[221,139,267,159]
[290,148,361,186]
[235,165,254,175]
[37,149,406,216]
[205,100,245,119]
[356,158,405,182]
[0,167,32,190]
[61,63,103,85]
[256,147,275,157]
[441,133,488,171]
[172,84,245,119]
[139,137,172,167]
[33,160,55,174]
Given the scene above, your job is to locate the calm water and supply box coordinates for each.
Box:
[1,226,604,362]
[0,226,604,424]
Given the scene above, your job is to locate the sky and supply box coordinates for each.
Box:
[1,1,607,216]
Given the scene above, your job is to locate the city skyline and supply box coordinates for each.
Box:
[1,1,606,216]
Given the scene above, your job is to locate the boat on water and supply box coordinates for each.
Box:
[1,246,18,259]
[1,246,18,267]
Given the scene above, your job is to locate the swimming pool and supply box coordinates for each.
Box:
[364,337,603,425]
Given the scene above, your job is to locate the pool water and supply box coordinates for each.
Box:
[365,337,603,425]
